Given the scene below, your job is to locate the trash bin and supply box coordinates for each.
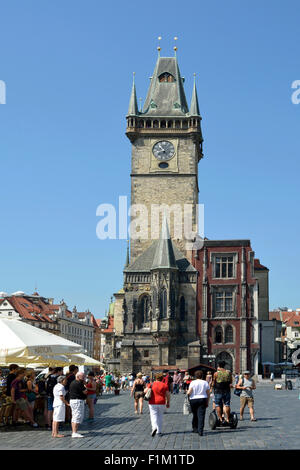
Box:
[287,380,293,390]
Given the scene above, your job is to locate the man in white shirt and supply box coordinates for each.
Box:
[187,370,210,436]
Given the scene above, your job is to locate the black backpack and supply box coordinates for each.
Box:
[46,375,57,398]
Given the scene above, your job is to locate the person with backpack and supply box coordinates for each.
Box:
[45,367,63,429]
[236,371,257,421]
[212,361,233,424]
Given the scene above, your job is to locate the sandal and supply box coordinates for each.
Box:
[251,418,257,421]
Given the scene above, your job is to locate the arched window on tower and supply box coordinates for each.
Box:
[160,289,167,319]
[139,295,150,327]
[215,325,223,344]
[225,325,233,343]
[158,72,175,83]
[179,296,185,321]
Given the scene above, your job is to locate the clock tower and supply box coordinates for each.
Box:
[114,52,204,374]
[126,55,203,263]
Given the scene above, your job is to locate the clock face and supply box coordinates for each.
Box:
[152,141,175,161]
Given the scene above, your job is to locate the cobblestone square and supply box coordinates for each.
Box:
[0,383,299,451]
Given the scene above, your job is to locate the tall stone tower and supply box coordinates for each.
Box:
[115,52,204,374]
[126,55,203,263]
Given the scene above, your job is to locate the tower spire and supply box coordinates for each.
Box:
[127,72,139,116]
[190,73,200,116]
[124,240,130,267]
[151,215,177,270]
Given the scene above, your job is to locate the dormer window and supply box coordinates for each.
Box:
[158,72,175,83]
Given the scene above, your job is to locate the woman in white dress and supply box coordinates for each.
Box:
[52,375,69,438]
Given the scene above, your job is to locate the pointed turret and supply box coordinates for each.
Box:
[124,240,130,267]
[190,77,200,116]
[151,217,178,270]
[127,73,139,116]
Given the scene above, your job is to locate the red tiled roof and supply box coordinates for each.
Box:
[254,259,268,270]
[269,310,300,326]
[101,315,114,333]
[1,295,55,322]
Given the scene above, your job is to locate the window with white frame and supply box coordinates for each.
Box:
[212,253,237,279]
[212,287,236,318]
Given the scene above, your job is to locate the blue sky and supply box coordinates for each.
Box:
[0,0,299,318]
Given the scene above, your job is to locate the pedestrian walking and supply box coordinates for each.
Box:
[129,373,134,389]
[105,372,112,394]
[131,372,145,414]
[172,370,181,394]
[186,370,210,436]
[146,372,170,437]
[183,372,192,394]
[86,371,97,420]
[52,375,69,438]
[236,371,257,421]
[69,372,88,438]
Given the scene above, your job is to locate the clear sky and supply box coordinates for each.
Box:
[0,0,299,318]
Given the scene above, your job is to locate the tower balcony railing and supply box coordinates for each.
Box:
[126,117,201,133]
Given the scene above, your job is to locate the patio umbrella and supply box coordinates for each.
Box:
[0,317,83,364]
[67,353,104,366]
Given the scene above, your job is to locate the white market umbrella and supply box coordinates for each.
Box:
[0,318,83,364]
[68,353,104,366]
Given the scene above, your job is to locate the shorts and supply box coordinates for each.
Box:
[87,394,96,400]
[47,397,54,411]
[134,392,144,400]
[214,391,231,408]
[240,396,254,408]
[70,399,85,424]
[53,404,66,422]
[15,398,29,411]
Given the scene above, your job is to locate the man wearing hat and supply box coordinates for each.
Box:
[236,371,257,421]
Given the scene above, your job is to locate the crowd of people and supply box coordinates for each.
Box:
[0,362,257,438]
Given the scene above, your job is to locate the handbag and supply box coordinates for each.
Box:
[183,396,192,415]
[144,384,152,401]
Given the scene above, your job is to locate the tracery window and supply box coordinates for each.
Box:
[158,72,175,82]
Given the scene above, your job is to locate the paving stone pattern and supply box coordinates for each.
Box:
[0,385,299,450]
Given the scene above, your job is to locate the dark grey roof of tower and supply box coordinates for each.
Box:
[142,57,189,117]
[123,240,196,273]
[151,217,177,270]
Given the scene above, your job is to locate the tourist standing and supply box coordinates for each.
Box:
[65,365,78,423]
[52,375,69,438]
[86,371,97,420]
[187,370,210,436]
[45,367,63,429]
[24,370,37,411]
[131,372,145,414]
[69,372,88,438]
[146,373,170,437]
[10,369,38,427]
[237,371,257,421]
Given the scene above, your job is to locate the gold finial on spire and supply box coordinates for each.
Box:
[174,36,178,56]
[157,36,162,55]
